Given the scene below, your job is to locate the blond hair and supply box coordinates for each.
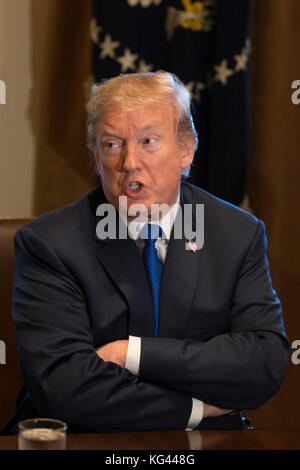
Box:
[86,71,198,157]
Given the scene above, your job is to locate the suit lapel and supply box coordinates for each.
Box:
[94,210,155,337]
[158,188,202,338]
[91,184,202,339]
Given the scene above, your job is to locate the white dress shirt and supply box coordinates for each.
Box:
[123,196,204,430]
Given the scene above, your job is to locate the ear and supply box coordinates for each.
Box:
[180,135,195,169]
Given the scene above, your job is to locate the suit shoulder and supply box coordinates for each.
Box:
[181,182,267,258]
[181,181,261,229]
[16,186,102,245]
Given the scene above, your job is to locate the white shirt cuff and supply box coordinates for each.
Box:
[125,335,141,375]
[185,398,204,430]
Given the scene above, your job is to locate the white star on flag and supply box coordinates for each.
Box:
[234,47,248,72]
[214,59,234,86]
[137,59,153,73]
[185,82,205,103]
[127,0,162,7]
[90,18,102,44]
[194,82,206,103]
[138,59,153,73]
[99,34,121,59]
[117,48,139,72]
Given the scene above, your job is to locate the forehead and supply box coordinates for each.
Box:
[97,103,177,135]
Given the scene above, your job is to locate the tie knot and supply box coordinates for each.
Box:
[139,223,162,240]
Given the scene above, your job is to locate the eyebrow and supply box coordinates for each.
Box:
[99,121,166,138]
[138,122,165,131]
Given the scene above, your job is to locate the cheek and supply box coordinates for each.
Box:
[159,150,183,176]
[153,162,181,195]
[97,157,116,177]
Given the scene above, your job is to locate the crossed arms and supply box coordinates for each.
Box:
[12,220,290,432]
[96,339,233,421]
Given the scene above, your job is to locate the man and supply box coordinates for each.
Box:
[2,71,289,434]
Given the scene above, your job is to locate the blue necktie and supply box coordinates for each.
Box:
[140,224,163,337]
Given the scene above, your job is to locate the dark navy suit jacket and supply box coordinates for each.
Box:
[2,182,290,434]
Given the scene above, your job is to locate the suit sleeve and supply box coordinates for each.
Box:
[139,220,290,410]
[12,225,192,432]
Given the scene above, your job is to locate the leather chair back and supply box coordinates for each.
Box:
[0,218,33,429]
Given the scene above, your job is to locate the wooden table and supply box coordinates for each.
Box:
[0,428,300,451]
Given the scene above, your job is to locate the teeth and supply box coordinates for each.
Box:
[129,183,141,190]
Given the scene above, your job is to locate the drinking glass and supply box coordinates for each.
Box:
[18,418,67,450]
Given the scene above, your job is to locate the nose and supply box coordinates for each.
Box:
[122,141,141,173]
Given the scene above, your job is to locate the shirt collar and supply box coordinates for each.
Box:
[125,195,180,241]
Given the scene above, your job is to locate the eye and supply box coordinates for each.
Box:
[102,140,121,153]
[104,141,118,148]
[143,137,156,145]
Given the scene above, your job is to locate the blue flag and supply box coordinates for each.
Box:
[90,0,250,206]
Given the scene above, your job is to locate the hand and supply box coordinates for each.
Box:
[96,340,129,367]
[203,403,234,419]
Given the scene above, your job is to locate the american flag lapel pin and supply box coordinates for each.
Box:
[187,239,197,253]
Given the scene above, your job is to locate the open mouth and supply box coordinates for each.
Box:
[125,181,145,197]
